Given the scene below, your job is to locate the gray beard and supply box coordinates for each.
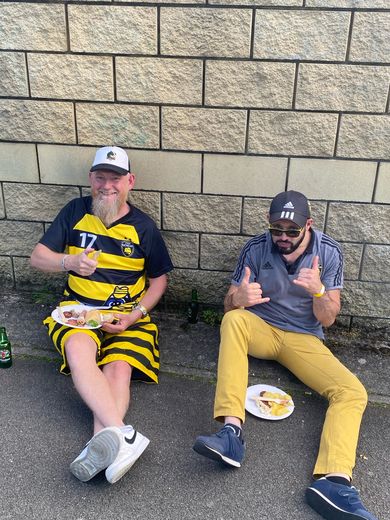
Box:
[92,196,122,227]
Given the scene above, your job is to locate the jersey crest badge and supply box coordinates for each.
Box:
[121,240,134,257]
[105,285,133,308]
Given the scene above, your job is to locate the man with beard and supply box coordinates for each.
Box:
[30,146,173,484]
[193,191,377,520]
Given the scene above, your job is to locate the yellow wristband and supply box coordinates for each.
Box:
[313,284,325,298]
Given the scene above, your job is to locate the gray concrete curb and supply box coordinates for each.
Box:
[2,292,390,405]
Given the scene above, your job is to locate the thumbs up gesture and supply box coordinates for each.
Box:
[293,255,323,296]
[69,247,99,276]
[232,266,270,308]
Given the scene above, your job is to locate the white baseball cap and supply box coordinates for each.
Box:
[90,146,130,175]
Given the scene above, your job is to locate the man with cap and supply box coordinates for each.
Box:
[193,191,377,520]
[30,146,173,484]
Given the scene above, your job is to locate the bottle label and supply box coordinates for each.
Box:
[0,349,11,362]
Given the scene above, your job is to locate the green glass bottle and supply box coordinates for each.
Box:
[187,289,199,324]
[0,327,12,368]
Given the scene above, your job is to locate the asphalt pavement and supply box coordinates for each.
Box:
[0,293,389,520]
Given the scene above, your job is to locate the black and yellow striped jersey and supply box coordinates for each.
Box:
[40,196,173,310]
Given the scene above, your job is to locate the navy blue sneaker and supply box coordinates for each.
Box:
[192,425,245,468]
[306,477,378,520]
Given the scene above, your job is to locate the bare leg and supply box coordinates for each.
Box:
[224,416,242,428]
[93,360,132,434]
[65,334,124,431]
[325,472,351,481]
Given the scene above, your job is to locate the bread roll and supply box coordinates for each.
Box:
[85,309,102,325]
[100,312,115,323]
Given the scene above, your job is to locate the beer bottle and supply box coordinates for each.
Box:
[187,289,199,324]
[0,327,12,368]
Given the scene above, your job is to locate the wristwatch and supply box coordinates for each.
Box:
[134,303,148,317]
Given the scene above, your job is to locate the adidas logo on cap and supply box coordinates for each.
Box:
[269,190,310,228]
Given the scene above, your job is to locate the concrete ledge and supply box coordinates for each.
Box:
[1,291,389,404]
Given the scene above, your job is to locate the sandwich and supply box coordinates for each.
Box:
[252,390,293,417]
[85,309,115,327]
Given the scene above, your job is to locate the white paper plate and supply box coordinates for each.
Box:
[245,384,294,421]
[51,304,103,330]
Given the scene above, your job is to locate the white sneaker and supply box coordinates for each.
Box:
[70,426,122,482]
[105,425,150,484]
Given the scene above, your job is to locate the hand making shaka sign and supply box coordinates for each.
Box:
[293,255,324,297]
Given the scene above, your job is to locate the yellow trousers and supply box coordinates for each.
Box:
[214,309,368,477]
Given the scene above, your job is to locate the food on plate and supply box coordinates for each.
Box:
[252,390,293,417]
[84,309,101,327]
[85,309,115,327]
[57,307,116,328]
[99,311,115,324]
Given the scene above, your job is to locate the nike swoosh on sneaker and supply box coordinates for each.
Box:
[124,430,137,445]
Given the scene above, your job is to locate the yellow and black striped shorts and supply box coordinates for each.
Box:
[43,310,160,384]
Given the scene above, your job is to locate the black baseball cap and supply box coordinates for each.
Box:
[269,190,311,228]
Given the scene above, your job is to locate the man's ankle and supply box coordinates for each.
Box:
[224,416,242,428]
[224,423,243,440]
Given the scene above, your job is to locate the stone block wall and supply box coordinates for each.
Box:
[0,1,389,328]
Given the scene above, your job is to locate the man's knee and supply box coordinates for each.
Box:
[221,308,249,330]
[331,378,368,410]
[103,360,132,381]
[220,309,248,342]
[64,334,97,368]
[354,380,368,408]
[219,309,252,355]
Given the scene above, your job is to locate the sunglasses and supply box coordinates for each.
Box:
[268,226,304,238]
